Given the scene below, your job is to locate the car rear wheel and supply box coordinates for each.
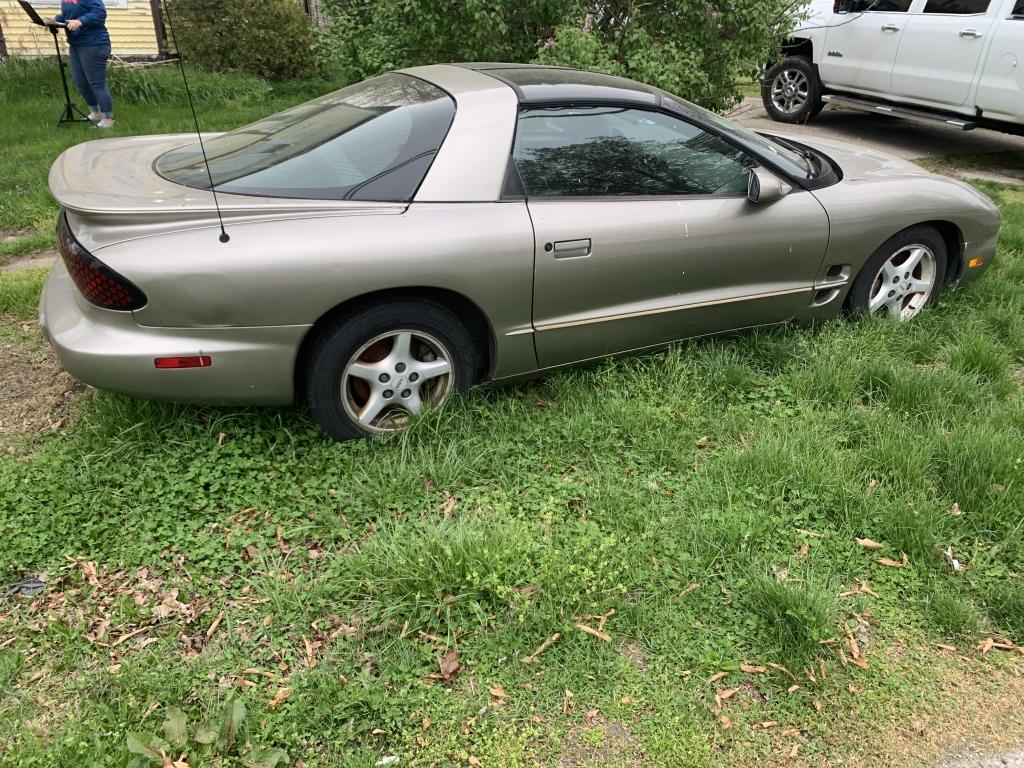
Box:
[305,300,478,440]
[846,226,948,322]
[761,57,823,124]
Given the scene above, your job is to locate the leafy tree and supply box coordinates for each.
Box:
[168,0,317,81]
[317,0,574,84]
[318,0,806,111]
[536,1,807,111]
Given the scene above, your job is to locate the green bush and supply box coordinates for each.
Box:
[318,0,804,112]
[167,0,317,81]
[317,0,572,85]
[537,1,805,111]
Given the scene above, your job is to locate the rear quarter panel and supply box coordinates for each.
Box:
[101,203,537,378]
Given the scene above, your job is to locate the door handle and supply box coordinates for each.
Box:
[552,238,592,259]
[880,23,901,32]
[959,28,983,38]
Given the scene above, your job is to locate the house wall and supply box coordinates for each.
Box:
[0,0,160,57]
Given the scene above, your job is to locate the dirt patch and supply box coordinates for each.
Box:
[1,229,31,243]
[559,717,645,767]
[746,641,1024,768]
[919,156,1024,187]
[620,642,649,674]
[0,318,86,452]
[1,251,58,272]
[907,656,1024,768]
[937,748,1024,768]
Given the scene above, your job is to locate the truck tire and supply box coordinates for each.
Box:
[761,57,823,124]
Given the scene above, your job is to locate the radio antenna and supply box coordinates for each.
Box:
[161,0,230,243]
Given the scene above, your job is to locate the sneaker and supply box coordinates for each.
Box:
[87,111,101,122]
[97,118,114,129]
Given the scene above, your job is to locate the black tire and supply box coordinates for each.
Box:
[304,299,478,441]
[846,226,948,320]
[761,56,823,124]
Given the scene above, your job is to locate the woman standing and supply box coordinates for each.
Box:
[49,0,114,128]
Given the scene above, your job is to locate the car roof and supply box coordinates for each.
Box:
[457,63,662,108]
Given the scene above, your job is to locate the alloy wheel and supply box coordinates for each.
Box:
[868,244,937,321]
[770,68,810,115]
[341,330,454,433]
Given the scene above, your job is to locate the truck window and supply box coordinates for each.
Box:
[922,0,991,12]
[1013,0,1024,16]
[846,0,913,11]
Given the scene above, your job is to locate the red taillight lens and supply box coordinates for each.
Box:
[57,213,147,311]
[154,356,212,369]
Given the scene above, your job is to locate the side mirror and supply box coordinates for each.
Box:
[747,167,791,205]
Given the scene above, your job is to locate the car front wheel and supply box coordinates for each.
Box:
[761,57,823,124]
[846,226,948,322]
[304,300,478,440]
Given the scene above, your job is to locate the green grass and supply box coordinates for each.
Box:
[0,58,347,263]
[1,61,1024,766]
[0,268,48,318]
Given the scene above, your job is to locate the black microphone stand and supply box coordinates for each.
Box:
[48,24,93,127]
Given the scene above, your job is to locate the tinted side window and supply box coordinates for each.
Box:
[923,0,991,12]
[847,0,913,12]
[513,107,754,198]
[1015,0,1024,15]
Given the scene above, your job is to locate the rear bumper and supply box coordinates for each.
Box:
[40,260,308,405]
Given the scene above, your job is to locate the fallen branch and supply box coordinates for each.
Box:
[522,633,560,665]
[576,624,612,643]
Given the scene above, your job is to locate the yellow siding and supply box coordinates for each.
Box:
[0,1,159,57]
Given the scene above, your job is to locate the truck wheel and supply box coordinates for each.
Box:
[761,57,823,124]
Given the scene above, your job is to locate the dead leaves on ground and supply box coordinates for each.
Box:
[840,579,880,599]
[423,649,462,686]
[576,624,612,643]
[856,538,884,551]
[522,633,560,665]
[876,552,910,569]
[978,637,1017,655]
[267,687,292,709]
[675,582,701,600]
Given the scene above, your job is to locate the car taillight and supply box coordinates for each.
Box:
[57,213,146,311]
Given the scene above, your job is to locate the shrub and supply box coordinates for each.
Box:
[317,0,804,111]
[317,0,572,85]
[536,2,805,111]
[167,0,317,81]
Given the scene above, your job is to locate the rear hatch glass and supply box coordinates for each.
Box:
[156,73,455,202]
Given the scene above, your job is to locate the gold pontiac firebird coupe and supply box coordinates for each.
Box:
[41,64,1000,440]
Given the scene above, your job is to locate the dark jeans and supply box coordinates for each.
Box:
[68,43,113,117]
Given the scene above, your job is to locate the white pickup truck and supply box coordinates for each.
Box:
[762,0,1024,133]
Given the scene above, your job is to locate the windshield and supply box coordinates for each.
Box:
[661,93,813,178]
[156,73,455,202]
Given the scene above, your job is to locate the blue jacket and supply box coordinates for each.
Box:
[55,0,111,47]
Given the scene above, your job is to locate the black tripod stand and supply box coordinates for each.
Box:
[48,25,93,127]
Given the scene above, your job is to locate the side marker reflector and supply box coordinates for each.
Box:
[968,257,985,269]
[154,355,212,369]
